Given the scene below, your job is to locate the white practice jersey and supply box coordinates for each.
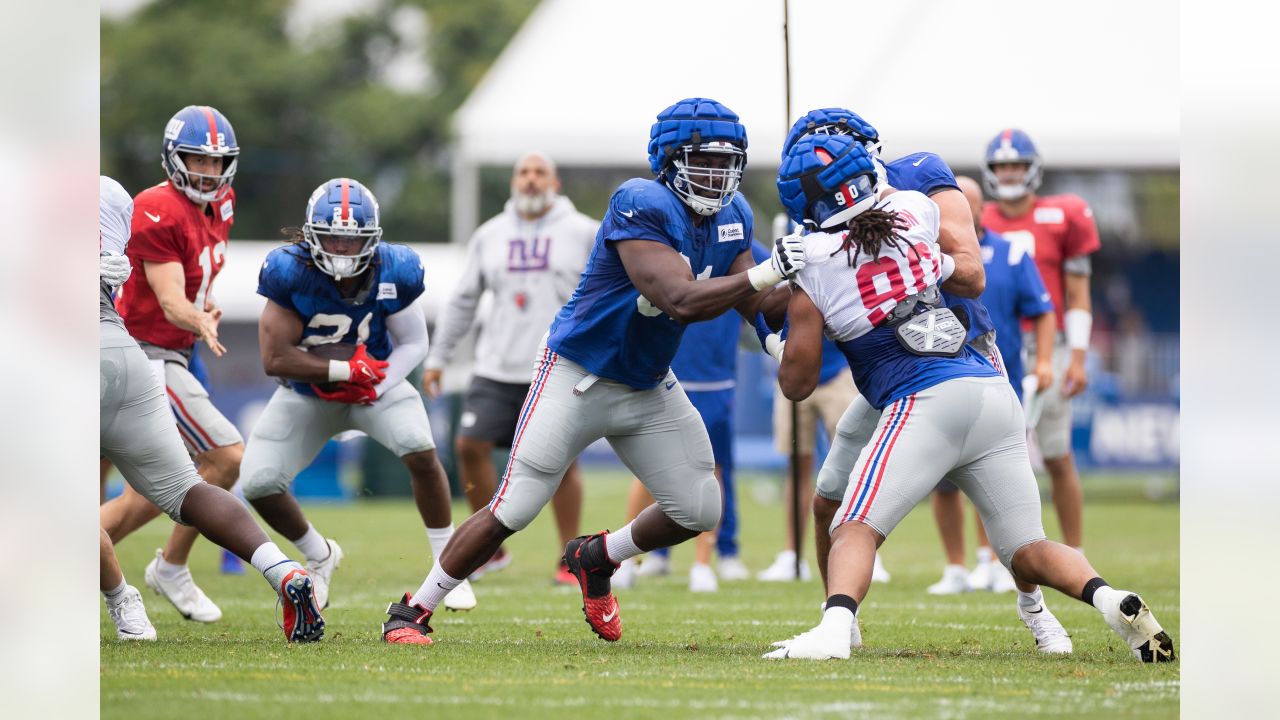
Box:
[426,195,598,384]
[100,175,134,328]
[794,190,944,342]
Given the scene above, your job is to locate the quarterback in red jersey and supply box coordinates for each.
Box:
[981,128,1099,554]
[101,105,245,624]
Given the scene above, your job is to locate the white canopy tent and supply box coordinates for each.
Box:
[451,0,1177,242]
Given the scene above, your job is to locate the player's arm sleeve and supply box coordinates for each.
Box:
[1065,198,1102,260]
[1015,253,1055,317]
[601,186,673,247]
[424,236,482,370]
[256,255,299,314]
[913,154,961,197]
[382,300,430,395]
[99,177,133,255]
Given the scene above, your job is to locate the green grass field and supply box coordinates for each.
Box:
[101,470,1179,719]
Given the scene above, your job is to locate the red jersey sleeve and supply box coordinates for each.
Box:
[1063,195,1101,259]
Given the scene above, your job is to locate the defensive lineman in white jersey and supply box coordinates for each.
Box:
[762,136,1173,663]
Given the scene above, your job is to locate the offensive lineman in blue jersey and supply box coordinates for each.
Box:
[239,178,475,616]
[763,134,1173,663]
[777,108,995,598]
[383,98,806,645]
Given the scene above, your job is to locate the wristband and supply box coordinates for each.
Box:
[328,360,352,383]
[747,261,784,291]
[938,253,956,284]
[1064,309,1092,351]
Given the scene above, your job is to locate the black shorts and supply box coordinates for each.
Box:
[456,376,532,447]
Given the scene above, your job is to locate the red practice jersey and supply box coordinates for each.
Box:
[982,194,1099,329]
[118,180,235,350]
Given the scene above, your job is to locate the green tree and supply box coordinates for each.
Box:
[101,0,537,242]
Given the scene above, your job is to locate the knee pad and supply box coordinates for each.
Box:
[240,466,292,501]
[662,472,721,533]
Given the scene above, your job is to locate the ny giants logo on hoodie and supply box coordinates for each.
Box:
[507,236,553,272]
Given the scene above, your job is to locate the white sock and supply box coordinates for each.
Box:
[103,579,127,603]
[250,542,290,575]
[410,562,461,611]
[1018,586,1044,612]
[155,553,186,580]
[292,524,330,563]
[425,525,455,561]
[976,546,994,565]
[604,524,642,564]
[1090,585,1122,613]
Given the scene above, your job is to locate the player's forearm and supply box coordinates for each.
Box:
[156,296,206,335]
[261,344,332,383]
[1063,272,1092,359]
[940,252,985,297]
[1033,312,1055,362]
[655,273,760,324]
[933,192,985,297]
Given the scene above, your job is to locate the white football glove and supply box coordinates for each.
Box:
[747,232,807,290]
[100,252,132,288]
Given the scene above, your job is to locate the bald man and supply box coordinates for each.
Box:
[926,176,1057,595]
[423,152,600,584]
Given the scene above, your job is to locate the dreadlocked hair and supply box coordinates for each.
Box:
[828,203,920,267]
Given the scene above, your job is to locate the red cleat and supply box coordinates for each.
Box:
[278,565,325,643]
[563,533,621,641]
[382,593,434,645]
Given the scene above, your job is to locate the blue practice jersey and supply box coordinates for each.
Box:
[547,178,754,389]
[258,242,425,396]
[671,312,739,385]
[978,229,1054,397]
[887,153,994,341]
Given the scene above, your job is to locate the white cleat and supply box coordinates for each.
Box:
[1019,600,1073,654]
[990,561,1018,593]
[772,611,862,650]
[717,556,750,581]
[689,563,718,593]
[635,553,671,578]
[1100,591,1176,662]
[443,578,477,611]
[107,586,157,641]
[927,564,973,595]
[144,549,222,622]
[763,624,852,660]
[967,561,995,591]
[305,539,343,610]
[612,558,637,590]
[757,551,811,582]
[871,553,891,583]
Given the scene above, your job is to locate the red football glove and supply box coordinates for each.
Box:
[345,345,389,388]
[312,382,378,406]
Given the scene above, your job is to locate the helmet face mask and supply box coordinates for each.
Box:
[303,178,383,281]
[982,129,1042,201]
[647,98,748,217]
[161,105,239,204]
[668,141,745,217]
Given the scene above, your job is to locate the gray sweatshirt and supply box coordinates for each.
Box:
[425,195,598,384]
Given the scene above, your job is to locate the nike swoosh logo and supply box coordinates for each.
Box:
[620,209,635,218]
[144,211,162,222]
[912,157,926,167]
[665,381,676,390]
[602,608,617,622]
[437,582,449,590]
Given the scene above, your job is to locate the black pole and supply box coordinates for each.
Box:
[782,0,803,583]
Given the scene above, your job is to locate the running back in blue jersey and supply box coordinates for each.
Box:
[887,153,994,341]
[547,178,754,389]
[978,228,1054,396]
[258,242,425,396]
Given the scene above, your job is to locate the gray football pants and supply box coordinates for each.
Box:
[825,376,1046,568]
[488,348,720,534]
[240,380,436,500]
[99,322,203,522]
